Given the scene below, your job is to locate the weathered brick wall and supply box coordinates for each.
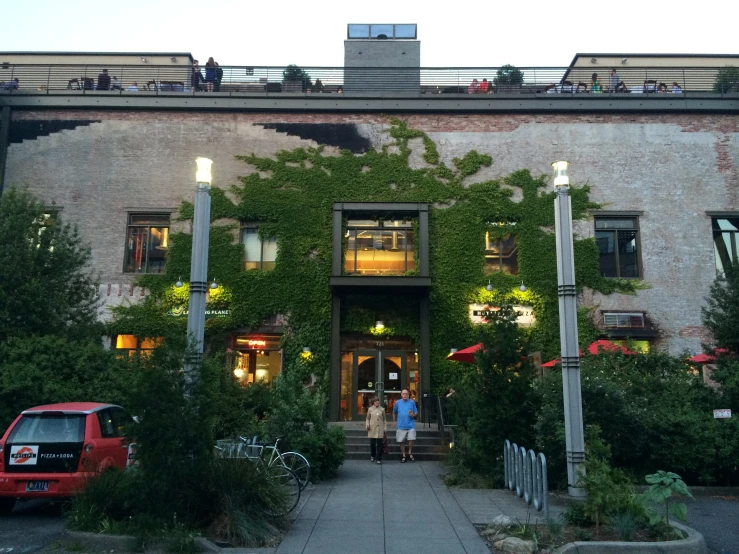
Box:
[6,110,739,352]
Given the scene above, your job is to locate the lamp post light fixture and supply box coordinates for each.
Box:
[210,278,218,289]
[518,281,527,292]
[552,160,586,497]
[375,321,385,330]
[175,276,184,288]
[183,157,213,388]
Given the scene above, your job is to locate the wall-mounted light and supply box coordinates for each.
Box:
[552,161,570,188]
[450,348,458,354]
[375,321,385,330]
[621,58,628,64]
[485,280,493,292]
[210,279,218,289]
[302,346,311,353]
[590,57,597,64]
[141,56,148,63]
[195,157,213,185]
[171,56,177,63]
[519,281,527,292]
[175,276,184,288]
[233,368,245,378]
[301,346,313,360]
[256,369,268,381]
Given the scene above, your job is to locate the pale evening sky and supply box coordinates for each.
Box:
[1,0,736,67]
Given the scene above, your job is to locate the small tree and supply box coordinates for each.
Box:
[713,66,739,94]
[449,304,538,482]
[282,64,312,92]
[0,187,100,342]
[702,261,739,353]
[494,64,525,86]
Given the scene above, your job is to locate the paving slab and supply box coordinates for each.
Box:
[278,459,553,553]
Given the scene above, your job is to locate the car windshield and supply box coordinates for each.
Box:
[8,414,86,443]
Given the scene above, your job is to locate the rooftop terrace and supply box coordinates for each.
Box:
[1,63,737,112]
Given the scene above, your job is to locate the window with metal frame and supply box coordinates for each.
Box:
[484,232,518,275]
[241,224,278,271]
[124,214,170,274]
[603,312,646,328]
[595,217,641,278]
[114,335,162,358]
[344,219,415,275]
[712,217,739,275]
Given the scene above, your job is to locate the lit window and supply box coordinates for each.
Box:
[712,217,739,275]
[114,334,162,357]
[344,219,415,275]
[595,217,640,278]
[241,225,277,271]
[124,214,170,274]
[484,232,518,275]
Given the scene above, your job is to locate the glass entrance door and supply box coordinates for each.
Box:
[353,350,406,420]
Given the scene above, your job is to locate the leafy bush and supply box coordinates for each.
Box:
[563,502,591,526]
[579,426,635,531]
[282,64,312,91]
[713,66,739,93]
[67,338,290,547]
[494,64,524,85]
[0,335,129,430]
[641,470,693,529]
[448,305,538,484]
[265,366,345,481]
[535,350,735,487]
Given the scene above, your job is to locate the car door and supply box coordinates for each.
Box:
[109,408,133,470]
[94,409,122,471]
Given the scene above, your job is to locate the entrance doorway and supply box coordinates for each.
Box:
[353,350,406,420]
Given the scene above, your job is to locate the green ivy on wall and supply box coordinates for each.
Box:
[111,118,639,395]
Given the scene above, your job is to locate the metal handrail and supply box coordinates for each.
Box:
[0,63,737,97]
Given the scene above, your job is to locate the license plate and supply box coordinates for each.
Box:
[26,481,49,492]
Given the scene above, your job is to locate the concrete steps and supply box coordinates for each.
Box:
[339,426,449,462]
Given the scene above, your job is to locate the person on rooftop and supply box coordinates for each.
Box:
[468,79,480,94]
[479,78,489,94]
[97,69,111,91]
[609,68,619,92]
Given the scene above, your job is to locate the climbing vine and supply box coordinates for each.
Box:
[111,118,639,395]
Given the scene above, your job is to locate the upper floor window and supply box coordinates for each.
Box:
[344,219,415,275]
[124,214,169,274]
[712,217,739,275]
[484,232,518,275]
[241,224,277,271]
[595,217,640,278]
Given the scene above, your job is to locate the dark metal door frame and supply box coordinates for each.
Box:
[352,349,407,421]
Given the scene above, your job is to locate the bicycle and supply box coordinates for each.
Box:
[214,438,301,517]
[240,436,311,492]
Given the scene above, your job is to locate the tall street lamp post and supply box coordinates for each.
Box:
[184,157,213,386]
[552,161,586,497]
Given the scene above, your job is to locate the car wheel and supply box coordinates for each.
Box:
[0,497,16,515]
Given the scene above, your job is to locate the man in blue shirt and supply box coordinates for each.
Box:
[393,389,418,462]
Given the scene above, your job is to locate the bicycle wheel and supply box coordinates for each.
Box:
[280,452,311,491]
[264,465,300,517]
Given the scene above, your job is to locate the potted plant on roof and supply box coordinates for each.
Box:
[493,64,525,94]
[283,64,312,93]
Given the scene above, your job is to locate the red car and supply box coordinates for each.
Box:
[0,402,134,514]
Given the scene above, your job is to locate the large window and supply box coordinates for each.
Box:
[344,219,415,275]
[114,335,162,357]
[124,214,169,274]
[712,217,739,275]
[484,232,518,275]
[595,217,640,278]
[241,225,277,271]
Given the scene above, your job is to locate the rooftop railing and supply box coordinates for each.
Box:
[0,63,737,97]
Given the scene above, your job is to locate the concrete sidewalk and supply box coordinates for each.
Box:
[276,460,561,554]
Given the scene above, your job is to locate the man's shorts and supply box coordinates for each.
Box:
[396,429,417,442]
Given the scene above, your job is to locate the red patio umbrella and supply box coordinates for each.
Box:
[688,353,716,364]
[541,359,560,368]
[587,340,636,355]
[447,343,484,364]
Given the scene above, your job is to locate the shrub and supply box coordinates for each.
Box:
[609,510,638,541]
[448,304,538,484]
[563,502,591,526]
[713,66,739,94]
[291,425,346,481]
[641,470,693,530]
[494,64,524,85]
[535,350,735,487]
